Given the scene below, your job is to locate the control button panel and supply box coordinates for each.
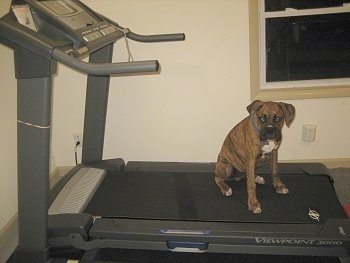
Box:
[100,26,117,36]
[83,31,103,42]
[81,24,118,42]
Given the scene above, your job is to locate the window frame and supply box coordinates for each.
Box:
[249,0,350,100]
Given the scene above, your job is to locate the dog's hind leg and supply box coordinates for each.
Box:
[215,159,233,196]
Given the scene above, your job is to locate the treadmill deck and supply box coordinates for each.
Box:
[85,163,346,224]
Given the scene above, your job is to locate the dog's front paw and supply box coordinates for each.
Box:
[249,202,262,214]
[252,206,262,213]
[276,185,289,194]
[224,187,233,196]
[250,205,262,214]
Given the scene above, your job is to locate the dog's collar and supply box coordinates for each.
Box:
[251,111,260,135]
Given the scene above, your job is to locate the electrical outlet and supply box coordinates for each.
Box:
[73,133,83,147]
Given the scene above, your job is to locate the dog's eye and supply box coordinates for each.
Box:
[259,116,267,123]
[274,116,282,122]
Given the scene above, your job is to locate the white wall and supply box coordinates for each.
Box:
[0,44,17,231]
[53,0,253,163]
[1,0,350,234]
[52,0,350,165]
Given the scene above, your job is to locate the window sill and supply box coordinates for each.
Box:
[251,85,350,101]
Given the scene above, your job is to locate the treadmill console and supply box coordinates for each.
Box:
[11,0,124,56]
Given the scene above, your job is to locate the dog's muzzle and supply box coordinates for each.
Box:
[260,126,282,141]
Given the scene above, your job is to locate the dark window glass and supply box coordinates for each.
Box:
[265,13,350,82]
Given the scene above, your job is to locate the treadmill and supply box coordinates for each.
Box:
[0,0,349,262]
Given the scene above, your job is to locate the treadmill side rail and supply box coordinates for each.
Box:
[77,217,350,257]
[49,167,106,214]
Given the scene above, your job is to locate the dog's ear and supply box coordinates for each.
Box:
[246,100,264,114]
[279,102,296,127]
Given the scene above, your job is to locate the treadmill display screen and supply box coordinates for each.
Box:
[36,0,99,30]
[40,0,77,16]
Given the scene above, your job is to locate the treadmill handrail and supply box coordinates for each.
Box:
[98,14,186,43]
[126,31,186,43]
[51,49,159,75]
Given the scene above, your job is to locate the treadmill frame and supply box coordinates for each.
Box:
[73,217,350,257]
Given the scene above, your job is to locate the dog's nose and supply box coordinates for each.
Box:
[266,126,275,133]
[260,125,281,141]
[263,126,277,139]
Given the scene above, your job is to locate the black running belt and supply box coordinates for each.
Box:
[85,171,346,223]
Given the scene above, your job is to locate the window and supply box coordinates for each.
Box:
[249,0,350,100]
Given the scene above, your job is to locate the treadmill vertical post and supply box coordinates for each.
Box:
[15,48,56,263]
[82,44,114,164]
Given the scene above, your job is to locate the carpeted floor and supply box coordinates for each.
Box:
[96,248,342,263]
[329,167,350,206]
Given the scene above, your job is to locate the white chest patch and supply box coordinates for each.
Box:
[261,140,278,158]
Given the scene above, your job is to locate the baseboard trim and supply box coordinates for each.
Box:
[0,214,18,263]
[49,166,73,188]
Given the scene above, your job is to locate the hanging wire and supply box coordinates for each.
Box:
[118,27,134,62]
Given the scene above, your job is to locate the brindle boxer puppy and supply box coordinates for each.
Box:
[215,100,295,213]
